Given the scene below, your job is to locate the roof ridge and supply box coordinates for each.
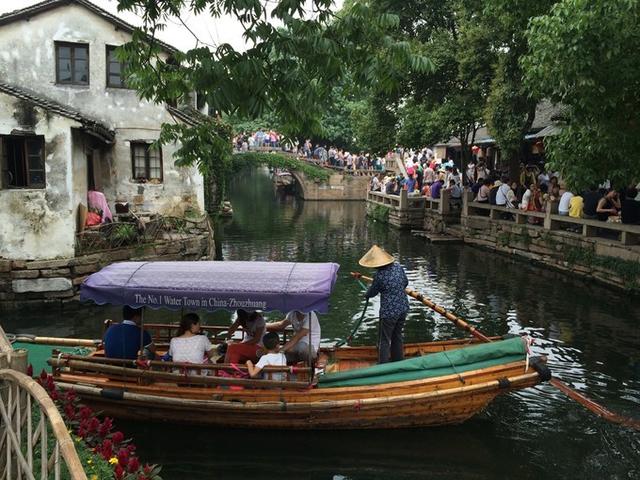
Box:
[0,0,178,54]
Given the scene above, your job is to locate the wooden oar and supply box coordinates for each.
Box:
[351,271,640,430]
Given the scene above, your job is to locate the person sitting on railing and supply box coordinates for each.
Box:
[245,332,287,381]
[596,189,621,221]
[446,180,462,207]
[104,306,156,360]
[558,188,574,216]
[224,310,266,364]
[475,178,492,203]
[496,176,516,208]
[168,313,217,370]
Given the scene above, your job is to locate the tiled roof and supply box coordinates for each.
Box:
[0,82,115,143]
[0,0,178,54]
[166,105,208,126]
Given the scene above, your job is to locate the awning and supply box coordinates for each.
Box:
[525,124,561,140]
[80,261,340,314]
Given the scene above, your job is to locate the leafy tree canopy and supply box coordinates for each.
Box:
[523,0,640,189]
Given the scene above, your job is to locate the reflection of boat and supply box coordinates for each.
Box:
[44,261,549,430]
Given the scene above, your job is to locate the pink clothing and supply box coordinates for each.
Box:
[87,190,113,223]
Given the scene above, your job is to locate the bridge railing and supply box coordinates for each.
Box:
[464,192,640,245]
[0,327,87,480]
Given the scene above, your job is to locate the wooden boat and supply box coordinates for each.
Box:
[44,260,550,430]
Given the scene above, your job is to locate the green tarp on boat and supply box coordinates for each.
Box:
[318,337,526,388]
[12,342,92,374]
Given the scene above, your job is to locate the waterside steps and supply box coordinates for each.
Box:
[412,229,464,244]
[0,326,87,480]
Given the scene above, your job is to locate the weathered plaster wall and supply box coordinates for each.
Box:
[0,3,205,215]
[0,92,79,259]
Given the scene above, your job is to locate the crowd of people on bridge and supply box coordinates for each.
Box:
[233,129,284,151]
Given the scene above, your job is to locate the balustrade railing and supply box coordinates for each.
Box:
[464,192,640,245]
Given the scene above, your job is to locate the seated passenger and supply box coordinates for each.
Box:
[168,313,216,367]
[245,332,287,381]
[268,310,320,364]
[224,310,266,364]
[104,306,155,360]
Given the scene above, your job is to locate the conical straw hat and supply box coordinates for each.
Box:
[358,245,395,268]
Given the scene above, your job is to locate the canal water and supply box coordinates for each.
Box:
[4,166,639,479]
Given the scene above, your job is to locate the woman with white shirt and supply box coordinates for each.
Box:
[168,313,216,367]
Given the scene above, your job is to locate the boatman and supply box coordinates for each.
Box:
[359,245,409,364]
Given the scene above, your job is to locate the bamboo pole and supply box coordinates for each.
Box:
[50,358,309,390]
[55,354,311,374]
[351,271,640,431]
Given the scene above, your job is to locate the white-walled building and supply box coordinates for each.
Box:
[0,0,206,260]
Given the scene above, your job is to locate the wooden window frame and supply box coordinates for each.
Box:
[55,41,90,85]
[130,142,163,183]
[105,45,129,89]
[0,135,46,189]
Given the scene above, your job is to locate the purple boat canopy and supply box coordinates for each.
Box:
[80,261,340,314]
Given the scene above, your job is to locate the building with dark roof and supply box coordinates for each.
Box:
[0,0,207,260]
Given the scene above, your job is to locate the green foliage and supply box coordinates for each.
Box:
[234,152,330,182]
[368,204,391,223]
[564,245,640,289]
[523,0,640,189]
[110,223,138,244]
[117,0,431,138]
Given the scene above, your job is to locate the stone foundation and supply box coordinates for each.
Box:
[461,216,640,292]
[0,232,212,310]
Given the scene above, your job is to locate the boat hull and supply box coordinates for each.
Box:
[54,361,541,429]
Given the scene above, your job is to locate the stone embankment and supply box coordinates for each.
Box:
[0,220,213,309]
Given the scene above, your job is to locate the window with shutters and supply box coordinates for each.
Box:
[0,135,46,189]
[130,142,163,182]
[55,42,89,85]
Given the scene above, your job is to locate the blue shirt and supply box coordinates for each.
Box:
[104,320,152,360]
[365,262,410,319]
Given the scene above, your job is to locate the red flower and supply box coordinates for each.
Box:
[143,464,153,475]
[27,364,33,377]
[79,406,93,421]
[63,390,77,405]
[98,417,113,438]
[63,404,76,421]
[117,447,130,467]
[111,431,125,445]
[39,370,48,382]
[114,464,125,480]
[87,417,100,434]
[127,456,140,473]
[98,439,113,459]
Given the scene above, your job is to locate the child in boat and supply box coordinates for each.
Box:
[245,332,286,381]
